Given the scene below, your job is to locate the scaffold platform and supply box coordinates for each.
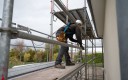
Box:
[9,63,83,80]
[9,63,103,80]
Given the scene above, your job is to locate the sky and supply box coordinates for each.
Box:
[0,0,84,35]
[0,0,102,52]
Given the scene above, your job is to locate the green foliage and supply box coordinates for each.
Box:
[45,43,50,53]
[24,52,31,62]
[10,49,19,58]
[42,51,47,62]
[26,48,36,62]
[53,44,59,53]
[9,43,60,68]
[74,53,79,62]
[9,56,24,68]
[87,53,103,63]
[33,50,47,62]
[53,53,58,61]
[45,43,59,61]
[33,50,43,62]
[53,45,59,61]
[94,53,103,63]
[74,53,103,64]
[13,40,25,61]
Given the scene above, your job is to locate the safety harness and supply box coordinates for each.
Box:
[63,22,71,32]
[56,22,71,42]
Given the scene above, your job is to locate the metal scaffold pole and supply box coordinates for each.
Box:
[0,0,14,80]
[50,0,54,61]
[102,39,104,80]
[84,0,87,80]
[54,0,76,23]
[95,39,97,80]
[87,39,89,80]
[92,38,94,80]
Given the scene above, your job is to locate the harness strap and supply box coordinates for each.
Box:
[63,22,71,32]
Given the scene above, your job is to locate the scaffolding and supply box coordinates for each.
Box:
[0,0,104,80]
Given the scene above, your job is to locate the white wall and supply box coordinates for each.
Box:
[103,0,121,80]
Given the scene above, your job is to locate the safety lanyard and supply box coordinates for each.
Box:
[63,22,71,32]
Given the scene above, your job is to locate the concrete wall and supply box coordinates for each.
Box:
[103,0,121,80]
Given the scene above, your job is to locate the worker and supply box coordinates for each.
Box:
[55,20,84,69]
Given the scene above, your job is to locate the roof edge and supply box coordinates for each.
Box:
[87,0,99,38]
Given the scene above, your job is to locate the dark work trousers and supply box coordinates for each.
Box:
[55,45,71,65]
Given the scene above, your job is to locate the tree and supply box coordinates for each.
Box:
[13,39,25,61]
[10,48,18,57]
[33,50,43,62]
[26,48,36,62]
[9,56,24,68]
[24,52,31,62]
[42,50,47,62]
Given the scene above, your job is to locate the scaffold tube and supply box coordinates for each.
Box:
[17,31,81,49]
[54,0,76,23]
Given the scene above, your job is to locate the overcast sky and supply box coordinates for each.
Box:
[0,0,84,35]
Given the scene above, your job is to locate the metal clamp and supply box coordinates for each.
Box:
[0,27,10,32]
[0,27,17,33]
[0,27,18,39]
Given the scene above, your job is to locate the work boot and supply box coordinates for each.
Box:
[55,64,65,69]
[66,62,75,66]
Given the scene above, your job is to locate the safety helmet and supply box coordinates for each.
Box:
[76,20,82,25]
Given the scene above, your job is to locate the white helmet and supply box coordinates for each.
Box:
[76,20,82,25]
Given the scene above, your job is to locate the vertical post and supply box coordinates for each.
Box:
[50,0,54,61]
[84,25,87,80]
[95,39,97,80]
[84,0,87,80]
[66,0,69,24]
[70,43,73,60]
[87,39,89,80]
[75,48,76,62]
[0,0,14,79]
[47,48,49,62]
[66,0,69,9]
[101,39,104,80]
[92,38,94,80]
[79,50,82,62]
[78,49,80,62]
